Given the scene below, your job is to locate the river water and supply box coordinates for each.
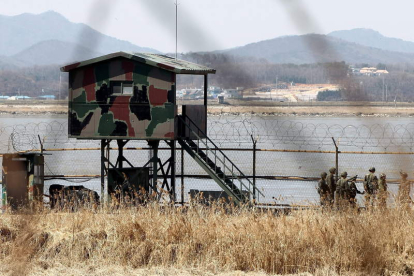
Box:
[0,114,412,206]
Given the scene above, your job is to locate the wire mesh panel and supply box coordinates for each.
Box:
[1,116,414,207]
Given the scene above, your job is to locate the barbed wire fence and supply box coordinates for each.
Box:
[1,115,414,206]
[5,116,414,150]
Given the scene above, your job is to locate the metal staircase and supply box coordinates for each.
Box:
[177,115,264,204]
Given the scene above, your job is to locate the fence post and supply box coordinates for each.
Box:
[251,135,257,201]
[332,137,340,181]
[100,139,105,205]
[181,147,184,205]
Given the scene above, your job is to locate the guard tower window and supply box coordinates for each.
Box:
[110,81,134,95]
[123,82,133,95]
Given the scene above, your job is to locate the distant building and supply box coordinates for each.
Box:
[181,89,203,99]
[376,69,389,75]
[8,96,31,100]
[276,83,288,89]
[350,67,362,75]
[38,95,56,100]
[16,96,31,100]
[208,86,222,96]
[360,67,377,76]
[350,66,389,76]
[221,89,242,99]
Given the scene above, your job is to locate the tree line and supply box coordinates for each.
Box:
[0,65,68,98]
[1,53,414,102]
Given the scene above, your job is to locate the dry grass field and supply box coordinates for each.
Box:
[1,203,414,276]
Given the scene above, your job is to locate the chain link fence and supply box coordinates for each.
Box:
[1,115,413,206]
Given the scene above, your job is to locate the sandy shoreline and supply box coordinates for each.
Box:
[0,103,66,116]
[208,105,414,117]
[1,102,414,117]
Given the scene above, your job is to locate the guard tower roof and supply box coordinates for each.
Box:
[60,52,216,75]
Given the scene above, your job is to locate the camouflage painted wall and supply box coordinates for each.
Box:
[69,57,175,139]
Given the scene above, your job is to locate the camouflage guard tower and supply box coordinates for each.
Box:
[61,52,263,204]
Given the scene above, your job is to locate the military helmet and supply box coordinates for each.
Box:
[341,171,348,177]
[329,167,336,173]
[369,167,376,172]
[321,172,327,178]
[401,171,408,178]
[380,173,386,178]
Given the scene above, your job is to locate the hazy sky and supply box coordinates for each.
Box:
[0,0,411,53]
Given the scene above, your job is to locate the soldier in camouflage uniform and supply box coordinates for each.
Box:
[349,176,363,208]
[336,171,351,209]
[317,172,330,206]
[377,173,388,208]
[398,171,412,206]
[363,167,378,208]
[327,167,337,206]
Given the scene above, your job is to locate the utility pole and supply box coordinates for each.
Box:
[273,75,278,102]
[385,84,388,102]
[59,72,62,101]
[174,0,179,60]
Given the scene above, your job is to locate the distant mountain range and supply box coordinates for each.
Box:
[328,28,414,54]
[12,40,103,66]
[221,33,414,64]
[2,11,414,68]
[0,11,159,67]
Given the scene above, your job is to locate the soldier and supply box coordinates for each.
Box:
[349,175,363,208]
[377,173,388,208]
[327,167,337,205]
[121,172,134,203]
[398,171,412,206]
[363,167,378,208]
[336,171,351,208]
[317,172,330,206]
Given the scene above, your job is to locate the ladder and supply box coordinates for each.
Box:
[177,115,264,204]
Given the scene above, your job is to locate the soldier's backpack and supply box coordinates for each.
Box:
[364,174,374,194]
[349,182,357,198]
[317,180,328,195]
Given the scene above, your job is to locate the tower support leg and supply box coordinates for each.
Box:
[116,140,129,169]
[148,140,160,194]
[101,139,110,205]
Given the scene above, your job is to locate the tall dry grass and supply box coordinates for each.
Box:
[1,203,414,276]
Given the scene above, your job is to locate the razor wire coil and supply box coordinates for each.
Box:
[2,118,414,152]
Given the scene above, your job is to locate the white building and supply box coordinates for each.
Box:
[221,89,242,99]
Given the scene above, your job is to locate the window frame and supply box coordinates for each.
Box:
[110,81,134,96]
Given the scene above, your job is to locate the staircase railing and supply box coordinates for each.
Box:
[178,115,264,203]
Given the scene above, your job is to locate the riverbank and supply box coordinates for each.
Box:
[208,105,414,117]
[0,103,66,115]
[3,100,414,117]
